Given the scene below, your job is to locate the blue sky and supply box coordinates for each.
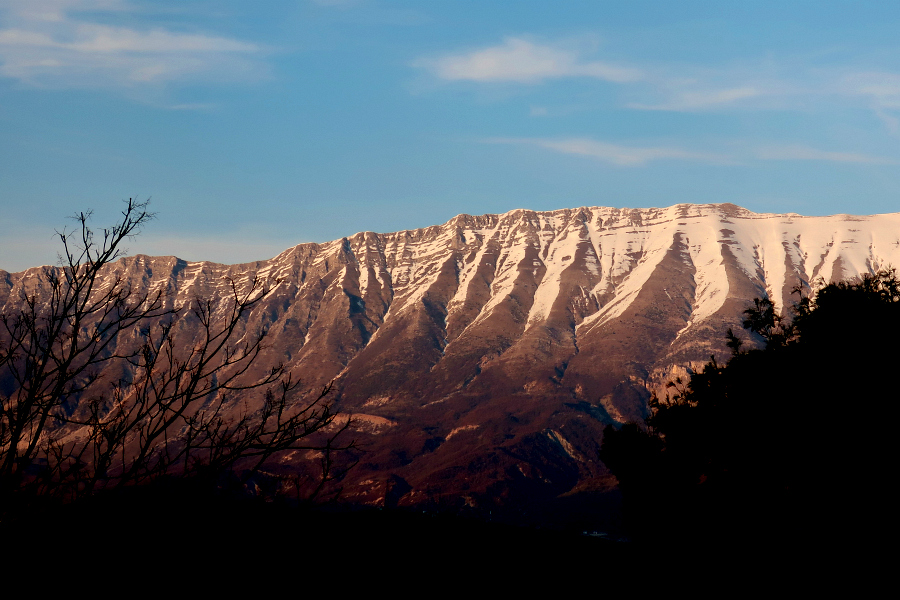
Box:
[2,0,900,271]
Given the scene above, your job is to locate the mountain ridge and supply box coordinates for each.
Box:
[3,202,899,516]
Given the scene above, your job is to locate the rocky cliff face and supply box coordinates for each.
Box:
[4,203,899,514]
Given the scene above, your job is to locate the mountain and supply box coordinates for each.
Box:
[3,202,899,521]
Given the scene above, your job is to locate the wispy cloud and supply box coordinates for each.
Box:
[842,72,900,107]
[755,144,898,165]
[0,0,267,89]
[413,33,900,136]
[165,102,216,111]
[484,137,723,166]
[838,71,900,136]
[626,63,900,141]
[0,0,125,23]
[414,37,641,84]
[629,86,764,111]
[485,136,898,167]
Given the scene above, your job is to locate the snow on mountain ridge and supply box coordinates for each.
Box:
[6,203,899,340]
[4,202,900,511]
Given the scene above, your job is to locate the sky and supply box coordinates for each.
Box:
[2,0,900,271]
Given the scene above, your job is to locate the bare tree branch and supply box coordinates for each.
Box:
[0,199,353,516]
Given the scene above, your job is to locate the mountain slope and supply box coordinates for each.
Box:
[3,202,898,514]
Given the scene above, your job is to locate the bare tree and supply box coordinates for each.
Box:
[0,199,352,515]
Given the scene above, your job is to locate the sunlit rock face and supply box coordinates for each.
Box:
[4,203,899,513]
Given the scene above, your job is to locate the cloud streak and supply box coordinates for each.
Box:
[414,34,900,134]
[755,144,899,165]
[0,0,267,89]
[415,37,641,84]
[838,71,900,136]
[486,137,899,167]
[628,86,764,111]
[0,0,124,23]
[484,137,723,166]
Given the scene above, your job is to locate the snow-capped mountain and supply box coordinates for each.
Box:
[3,203,899,512]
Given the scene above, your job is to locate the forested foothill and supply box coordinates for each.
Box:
[601,268,899,549]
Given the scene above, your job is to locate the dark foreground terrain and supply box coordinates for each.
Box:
[1,480,634,573]
[4,479,883,592]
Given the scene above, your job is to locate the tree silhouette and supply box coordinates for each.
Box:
[600,268,900,546]
[0,199,353,518]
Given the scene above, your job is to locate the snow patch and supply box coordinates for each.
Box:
[445,424,479,441]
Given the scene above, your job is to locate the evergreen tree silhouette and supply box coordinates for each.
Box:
[600,268,900,547]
